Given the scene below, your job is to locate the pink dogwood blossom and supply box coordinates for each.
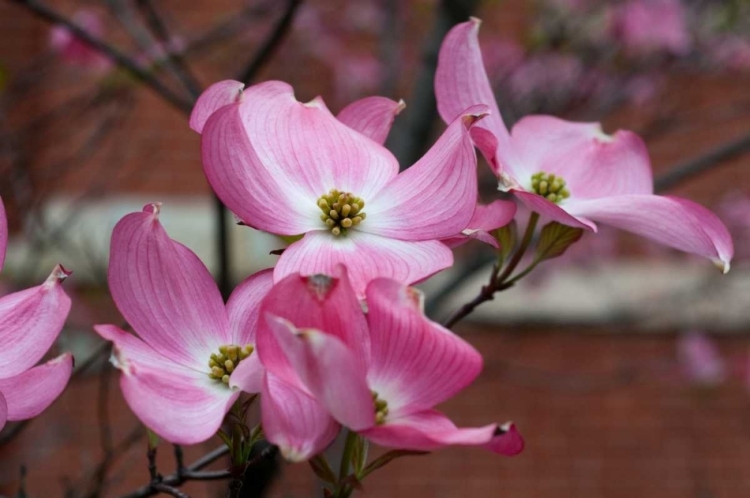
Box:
[606,0,692,56]
[435,19,733,272]
[191,80,488,297]
[48,9,111,71]
[93,203,278,444]
[257,267,523,456]
[0,197,73,431]
[677,332,726,386]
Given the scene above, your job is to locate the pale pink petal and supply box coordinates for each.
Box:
[435,19,519,178]
[258,267,370,369]
[95,324,237,445]
[444,200,518,248]
[0,196,7,271]
[262,372,340,462]
[677,333,726,385]
[513,190,595,230]
[510,117,653,197]
[201,103,320,235]
[336,96,405,145]
[273,230,453,299]
[566,195,734,272]
[227,268,274,346]
[363,107,487,240]
[0,265,71,378]
[0,392,6,431]
[228,355,264,394]
[189,80,245,134]
[362,409,523,455]
[0,353,73,421]
[108,205,231,370]
[365,279,483,417]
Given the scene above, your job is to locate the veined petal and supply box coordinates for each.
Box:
[0,265,71,378]
[201,103,320,235]
[108,205,230,370]
[227,268,274,346]
[228,81,398,202]
[566,195,734,272]
[258,266,370,369]
[364,108,486,240]
[510,116,654,198]
[95,324,237,445]
[0,353,73,421]
[189,80,245,134]
[513,190,595,230]
[265,317,375,431]
[362,409,523,455]
[262,372,340,462]
[273,230,453,300]
[443,200,517,248]
[0,392,6,431]
[435,19,521,179]
[0,195,7,271]
[365,279,483,417]
[336,96,405,145]
[228,354,264,394]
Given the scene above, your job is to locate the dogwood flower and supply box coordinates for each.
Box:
[190,80,488,297]
[435,19,733,272]
[0,197,73,431]
[257,266,523,455]
[48,9,111,71]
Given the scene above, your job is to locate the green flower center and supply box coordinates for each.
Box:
[371,390,389,425]
[208,344,254,385]
[531,171,570,204]
[317,189,367,236]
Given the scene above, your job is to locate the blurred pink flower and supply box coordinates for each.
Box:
[0,197,73,431]
[258,267,523,455]
[677,333,726,386]
[482,38,525,84]
[333,54,382,102]
[624,74,664,107]
[715,192,750,261]
[710,37,750,71]
[192,80,487,298]
[507,53,585,101]
[607,0,692,56]
[436,19,733,272]
[48,9,111,71]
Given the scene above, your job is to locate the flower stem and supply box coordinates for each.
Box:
[334,430,360,498]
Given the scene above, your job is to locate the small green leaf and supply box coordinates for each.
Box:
[495,221,517,262]
[360,449,429,479]
[350,436,369,477]
[309,455,338,485]
[534,222,584,262]
[147,429,160,450]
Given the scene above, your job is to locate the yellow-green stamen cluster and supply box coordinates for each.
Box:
[317,189,366,236]
[208,344,254,385]
[531,171,570,204]
[372,390,389,425]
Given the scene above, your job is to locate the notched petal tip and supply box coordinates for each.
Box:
[491,422,524,456]
[45,264,72,286]
[142,202,162,217]
[305,274,336,301]
[715,259,731,274]
[404,286,425,313]
[395,99,407,114]
[461,108,490,129]
[469,16,482,26]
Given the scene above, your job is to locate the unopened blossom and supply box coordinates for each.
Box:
[677,333,726,386]
[94,203,278,444]
[48,9,110,71]
[0,197,73,431]
[606,0,692,56]
[257,267,523,456]
[191,80,488,297]
[435,19,733,272]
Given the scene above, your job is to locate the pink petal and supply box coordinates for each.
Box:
[362,409,523,455]
[108,204,231,370]
[189,80,245,134]
[513,190,595,230]
[228,353,265,394]
[443,200,518,248]
[336,96,405,145]
[262,372,340,462]
[265,316,375,431]
[227,268,274,346]
[0,265,71,378]
[95,324,237,445]
[273,230,453,299]
[0,392,6,431]
[566,195,734,272]
[363,107,487,240]
[0,196,7,271]
[509,116,653,198]
[677,333,726,385]
[258,266,370,370]
[435,19,519,177]
[0,353,73,421]
[365,279,483,417]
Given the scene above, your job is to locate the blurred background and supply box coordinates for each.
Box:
[0,0,749,496]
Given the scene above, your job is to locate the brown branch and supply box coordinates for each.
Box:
[9,0,193,113]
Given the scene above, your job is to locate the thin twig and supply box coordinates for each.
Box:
[9,0,193,113]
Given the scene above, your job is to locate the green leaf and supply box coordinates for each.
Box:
[495,221,517,262]
[309,455,338,485]
[534,222,584,262]
[360,449,429,479]
[351,436,369,477]
[147,429,160,450]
